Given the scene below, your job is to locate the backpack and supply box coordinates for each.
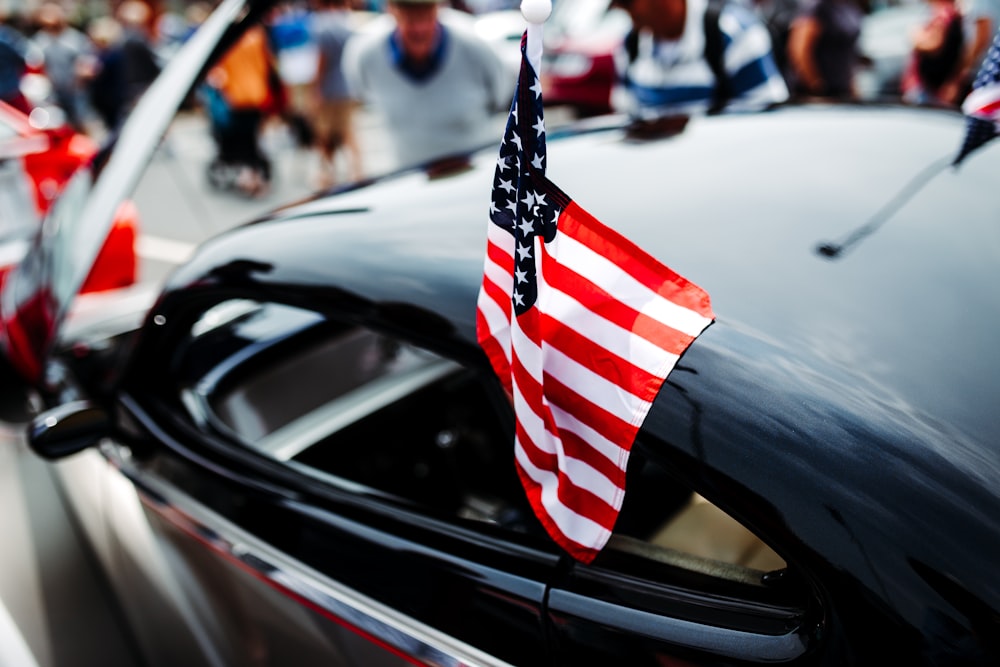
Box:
[623,0,730,114]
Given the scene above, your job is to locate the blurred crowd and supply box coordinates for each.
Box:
[0,0,994,195]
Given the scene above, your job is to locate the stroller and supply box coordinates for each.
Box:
[201,85,272,195]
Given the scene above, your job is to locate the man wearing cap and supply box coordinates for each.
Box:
[610,0,789,119]
[342,0,510,169]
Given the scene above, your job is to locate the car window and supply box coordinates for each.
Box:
[602,440,787,586]
[177,298,543,534]
[175,297,788,583]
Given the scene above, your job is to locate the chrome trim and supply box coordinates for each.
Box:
[0,595,40,667]
[101,443,515,667]
[548,590,809,661]
[254,357,458,462]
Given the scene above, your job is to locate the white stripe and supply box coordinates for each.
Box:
[513,430,614,552]
[136,235,197,264]
[510,319,630,466]
[548,401,629,466]
[510,308,657,428]
[537,266,685,374]
[483,250,514,298]
[476,291,512,364]
[544,341,654,426]
[963,82,1000,119]
[551,230,713,337]
[486,218,516,252]
[512,372,625,505]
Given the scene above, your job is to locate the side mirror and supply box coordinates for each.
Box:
[28,400,111,460]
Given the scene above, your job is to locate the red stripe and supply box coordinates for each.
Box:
[539,311,671,400]
[543,369,640,449]
[555,426,628,492]
[515,421,620,532]
[560,202,714,319]
[486,236,514,273]
[476,309,512,394]
[515,461,601,564]
[541,255,698,357]
[480,273,512,326]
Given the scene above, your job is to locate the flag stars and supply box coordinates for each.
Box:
[518,216,534,235]
[498,178,515,194]
[514,266,528,284]
[511,131,522,152]
[533,116,545,138]
[516,243,532,260]
[531,152,545,170]
[530,77,543,99]
[506,198,518,216]
[497,155,509,172]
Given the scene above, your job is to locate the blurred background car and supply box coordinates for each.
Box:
[540,0,631,116]
[0,98,138,324]
[0,98,97,286]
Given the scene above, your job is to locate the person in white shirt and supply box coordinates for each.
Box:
[342,0,510,169]
[611,0,789,118]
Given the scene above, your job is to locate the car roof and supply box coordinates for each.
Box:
[161,104,1000,601]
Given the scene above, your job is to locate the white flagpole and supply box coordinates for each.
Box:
[520,0,551,74]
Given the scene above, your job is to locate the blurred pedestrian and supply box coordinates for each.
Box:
[342,0,510,169]
[752,0,800,84]
[0,12,32,113]
[610,0,789,119]
[785,0,864,100]
[206,24,279,196]
[955,0,1000,99]
[310,0,362,187]
[116,0,161,111]
[901,0,965,106]
[269,1,317,147]
[32,2,93,130]
[84,16,127,133]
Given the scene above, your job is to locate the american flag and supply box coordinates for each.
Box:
[476,34,715,563]
[955,30,1000,165]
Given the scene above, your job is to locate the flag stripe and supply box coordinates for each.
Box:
[476,31,713,563]
[514,459,611,561]
[558,201,715,319]
[513,417,621,529]
[511,351,630,492]
[538,314,667,404]
[541,255,701,359]
[547,221,714,339]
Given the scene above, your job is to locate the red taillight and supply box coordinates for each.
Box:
[81,200,139,293]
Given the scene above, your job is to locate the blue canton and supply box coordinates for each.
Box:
[490,35,559,316]
[955,30,1000,165]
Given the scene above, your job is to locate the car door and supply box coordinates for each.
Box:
[541,434,818,665]
[94,294,563,666]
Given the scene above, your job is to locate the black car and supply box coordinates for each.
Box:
[2,0,1000,664]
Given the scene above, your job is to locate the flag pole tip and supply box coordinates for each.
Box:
[520,0,551,23]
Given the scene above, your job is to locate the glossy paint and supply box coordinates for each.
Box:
[96,103,1000,664]
[7,0,997,660]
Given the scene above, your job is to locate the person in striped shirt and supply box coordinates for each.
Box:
[610,0,789,119]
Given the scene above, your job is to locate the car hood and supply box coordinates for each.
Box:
[0,0,260,382]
